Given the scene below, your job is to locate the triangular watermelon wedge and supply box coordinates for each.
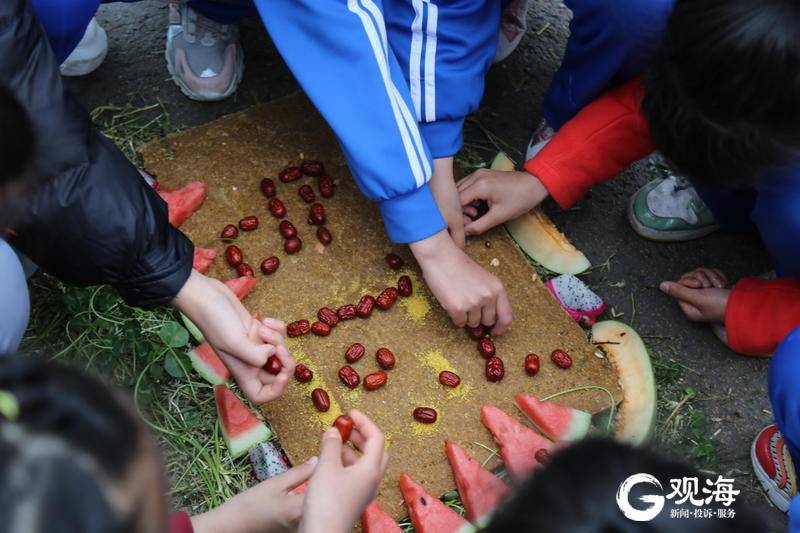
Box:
[289,480,308,495]
[362,501,403,533]
[480,404,554,482]
[158,181,207,227]
[445,441,510,527]
[193,246,217,274]
[399,473,475,533]
[188,342,230,385]
[515,394,591,441]
[214,385,271,458]
[224,276,258,300]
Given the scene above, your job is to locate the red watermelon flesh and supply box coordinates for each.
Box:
[188,342,230,385]
[224,276,258,300]
[214,385,271,458]
[399,473,475,533]
[158,181,207,227]
[192,246,217,273]
[480,404,555,482]
[362,501,403,533]
[289,480,308,495]
[515,394,591,441]
[445,441,510,527]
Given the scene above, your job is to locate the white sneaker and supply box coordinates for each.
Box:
[525,119,554,161]
[60,18,108,77]
[494,0,530,63]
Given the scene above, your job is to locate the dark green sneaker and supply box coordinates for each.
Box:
[628,175,719,242]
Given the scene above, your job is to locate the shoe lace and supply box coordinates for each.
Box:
[185,6,232,43]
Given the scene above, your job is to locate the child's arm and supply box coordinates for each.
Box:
[725,278,800,356]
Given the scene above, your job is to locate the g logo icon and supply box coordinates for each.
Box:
[616,473,665,522]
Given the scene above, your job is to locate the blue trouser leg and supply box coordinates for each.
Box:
[0,240,30,355]
[769,327,800,466]
[543,0,675,130]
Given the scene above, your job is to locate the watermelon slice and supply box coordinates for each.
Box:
[188,342,230,385]
[399,473,475,533]
[158,181,207,227]
[480,404,554,482]
[181,313,205,344]
[445,441,510,527]
[515,394,591,441]
[289,480,309,495]
[193,246,217,273]
[362,501,403,533]
[214,385,271,458]
[224,276,258,300]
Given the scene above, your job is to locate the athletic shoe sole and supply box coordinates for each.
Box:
[165,30,244,102]
[751,434,791,513]
[627,193,719,242]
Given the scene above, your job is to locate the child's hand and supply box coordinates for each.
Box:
[660,269,731,323]
[300,411,388,533]
[410,230,513,335]
[457,169,549,235]
[191,457,318,533]
[429,157,466,249]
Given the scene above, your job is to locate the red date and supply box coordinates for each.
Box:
[307,203,325,225]
[337,304,357,321]
[338,365,360,388]
[269,197,286,218]
[385,253,403,270]
[438,371,461,388]
[467,326,487,340]
[311,388,330,412]
[266,355,282,375]
[397,275,412,297]
[236,262,254,277]
[311,321,331,337]
[524,353,541,376]
[284,236,302,254]
[413,407,437,424]
[260,256,280,275]
[260,178,276,198]
[287,319,310,338]
[239,215,259,231]
[375,348,395,370]
[279,166,302,183]
[535,448,552,465]
[298,184,316,203]
[225,245,243,267]
[333,414,353,442]
[294,364,313,382]
[478,337,496,358]
[318,175,335,197]
[221,224,238,239]
[551,349,573,369]
[485,356,505,382]
[301,160,324,177]
[345,343,366,363]
[278,220,297,239]
[376,287,398,310]
[317,307,339,327]
[356,295,375,318]
[316,227,332,246]
[364,371,388,391]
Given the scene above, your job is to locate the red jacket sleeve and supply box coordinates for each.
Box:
[725,278,800,356]
[169,511,194,533]
[524,78,656,209]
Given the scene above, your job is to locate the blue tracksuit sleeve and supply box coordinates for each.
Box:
[255,0,446,244]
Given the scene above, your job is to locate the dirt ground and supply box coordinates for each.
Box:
[65,0,783,528]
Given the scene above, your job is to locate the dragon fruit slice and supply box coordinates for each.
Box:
[545,274,607,326]
[248,441,289,481]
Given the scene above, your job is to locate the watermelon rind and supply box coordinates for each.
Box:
[515,394,591,441]
[181,312,205,344]
[224,423,271,459]
[214,385,271,458]
[591,320,656,445]
[399,473,476,533]
[188,343,230,385]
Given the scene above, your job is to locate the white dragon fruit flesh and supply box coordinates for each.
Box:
[249,441,289,481]
[545,274,608,326]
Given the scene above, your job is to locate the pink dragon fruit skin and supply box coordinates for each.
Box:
[545,274,608,326]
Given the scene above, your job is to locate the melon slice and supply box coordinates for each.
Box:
[188,342,230,385]
[181,313,205,344]
[480,404,554,482]
[158,180,207,227]
[445,441,510,527]
[515,394,591,441]
[361,501,403,533]
[214,385,271,458]
[592,320,656,445]
[224,276,258,300]
[399,473,476,533]
[289,480,309,495]
[490,152,590,274]
[193,246,217,273]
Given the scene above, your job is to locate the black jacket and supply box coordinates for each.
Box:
[1,0,193,308]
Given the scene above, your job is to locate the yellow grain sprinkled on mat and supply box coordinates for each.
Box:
[416,350,473,400]
[447,383,473,401]
[343,388,362,404]
[391,271,430,322]
[290,349,342,427]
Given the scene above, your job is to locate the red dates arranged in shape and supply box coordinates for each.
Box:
[551,349,573,369]
[438,371,461,388]
[287,319,310,338]
[364,371,388,391]
[307,203,325,225]
[345,343,366,363]
[376,287,398,310]
[269,198,286,218]
[524,353,541,376]
[225,245,243,267]
[477,337,496,358]
[356,295,375,318]
[260,256,280,275]
[318,175,334,197]
[316,227,332,246]
[279,166,302,183]
[236,263,254,277]
[301,160,324,177]
[294,364,313,383]
[239,215,259,231]
[337,305,357,321]
[311,388,330,412]
[333,415,353,442]
[221,224,238,239]
[397,275,413,297]
[375,348,395,370]
[338,365,360,388]
[298,184,316,203]
[317,307,339,327]
[284,237,302,255]
[485,356,505,382]
[265,355,283,375]
[385,253,403,270]
[279,220,297,239]
[413,407,437,424]
[260,178,276,197]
